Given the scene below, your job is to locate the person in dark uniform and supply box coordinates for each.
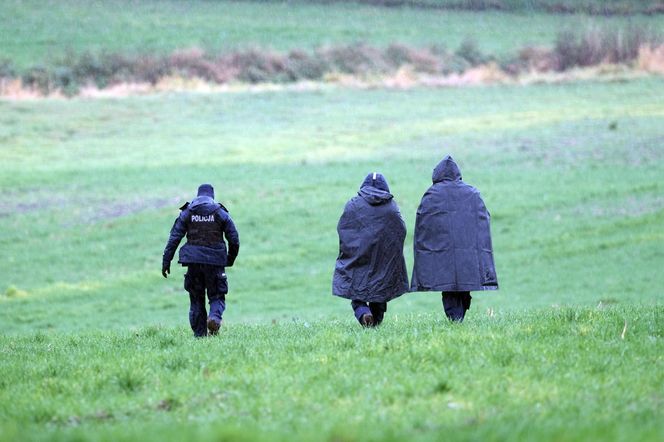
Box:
[333,173,409,327]
[162,184,239,337]
[411,156,498,322]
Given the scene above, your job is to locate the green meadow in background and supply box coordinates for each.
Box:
[0,1,663,441]
[1,79,662,333]
[3,0,664,69]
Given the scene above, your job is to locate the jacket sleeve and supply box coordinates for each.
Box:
[163,212,187,265]
[222,213,240,267]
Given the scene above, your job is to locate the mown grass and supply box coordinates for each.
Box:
[0,78,663,336]
[0,306,662,441]
[3,0,664,69]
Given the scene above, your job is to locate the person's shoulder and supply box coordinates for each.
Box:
[177,202,190,219]
[458,181,479,193]
[386,199,403,216]
[351,195,371,208]
[342,196,363,214]
[347,195,362,206]
[427,182,445,192]
[422,183,442,198]
[215,203,233,220]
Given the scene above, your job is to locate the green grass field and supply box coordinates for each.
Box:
[1,78,663,335]
[1,76,663,442]
[1,1,664,440]
[2,0,664,69]
[1,307,662,441]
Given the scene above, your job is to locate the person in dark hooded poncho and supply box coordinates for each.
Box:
[411,156,498,322]
[162,184,240,337]
[333,173,409,327]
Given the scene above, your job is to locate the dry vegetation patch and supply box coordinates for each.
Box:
[1,26,662,97]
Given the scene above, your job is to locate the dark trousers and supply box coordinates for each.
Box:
[442,291,472,322]
[184,264,228,337]
[351,300,387,326]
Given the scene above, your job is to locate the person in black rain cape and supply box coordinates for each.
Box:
[162,184,240,337]
[333,172,409,327]
[411,156,498,321]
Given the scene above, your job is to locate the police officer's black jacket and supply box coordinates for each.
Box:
[163,196,239,268]
[333,173,409,303]
[411,156,498,292]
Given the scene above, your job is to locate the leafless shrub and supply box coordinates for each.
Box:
[517,46,561,72]
[385,44,442,73]
[168,48,228,83]
[7,24,664,96]
[284,50,328,81]
[319,44,391,75]
[131,55,170,84]
[224,49,288,83]
[455,38,488,66]
[646,4,664,14]
[21,66,51,93]
[554,25,662,70]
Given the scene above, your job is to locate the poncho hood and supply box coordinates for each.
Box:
[432,155,462,183]
[358,172,393,205]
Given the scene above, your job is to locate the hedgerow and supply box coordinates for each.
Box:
[2,26,662,96]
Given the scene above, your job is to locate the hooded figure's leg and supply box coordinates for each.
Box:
[185,265,208,337]
[442,291,471,322]
[204,265,227,335]
[369,302,387,326]
[351,300,373,327]
[462,292,472,313]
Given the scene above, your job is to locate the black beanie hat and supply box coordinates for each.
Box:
[197,184,214,198]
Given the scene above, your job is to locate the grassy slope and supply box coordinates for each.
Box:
[0,306,662,441]
[1,3,663,439]
[0,78,663,335]
[2,0,664,69]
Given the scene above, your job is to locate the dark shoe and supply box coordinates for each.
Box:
[369,303,386,326]
[360,313,374,328]
[207,317,221,336]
